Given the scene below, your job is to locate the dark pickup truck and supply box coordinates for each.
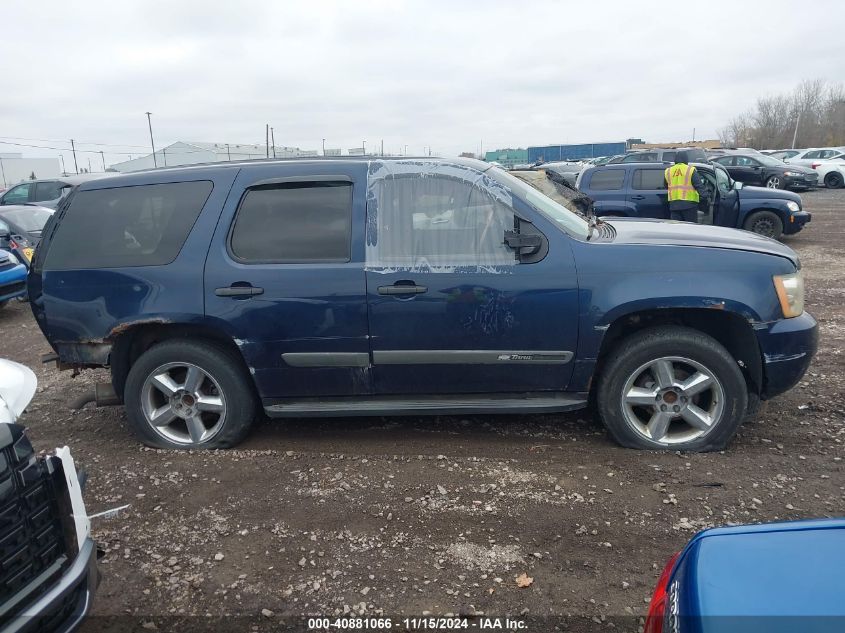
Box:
[28,157,817,452]
[577,162,811,240]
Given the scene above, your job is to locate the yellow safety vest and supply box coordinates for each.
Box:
[664,163,700,203]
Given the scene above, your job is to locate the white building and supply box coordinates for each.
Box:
[109,141,319,173]
[0,153,61,187]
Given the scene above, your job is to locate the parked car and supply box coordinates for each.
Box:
[785,147,845,167]
[813,158,845,189]
[0,249,26,309]
[711,153,818,190]
[0,205,53,268]
[0,174,115,210]
[29,157,817,452]
[608,148,708,164]
[645,518,845,633]
[537,161,582,186]
[576,162,810,239]
[0,359,98,632]
[763,149,801,160]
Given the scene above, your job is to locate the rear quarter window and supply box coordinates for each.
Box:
[587,169,626,190]
[44,181,213,270]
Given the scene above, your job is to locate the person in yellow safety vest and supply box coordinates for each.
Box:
[664,150,708,222]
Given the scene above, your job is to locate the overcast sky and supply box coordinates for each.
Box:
[1,0,843,168]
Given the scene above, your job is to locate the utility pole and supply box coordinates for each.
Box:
[60,155,66,176]
[87,158,92,173]
[322,139,326,156]
[162,148,167,166]
[265,124,270,158]
[145,112,157,167]
[226,143,231,161]
[692,127,696,143]
[404,144,408,156]
[362,140,366,156]
[380,139,384,156]
[791,111,801,149]
[70,139,79,174]
[100,151,106,171]
[271,127,276,157]
[0,157,6,187]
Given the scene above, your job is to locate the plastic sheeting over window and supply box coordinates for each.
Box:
[365,160,516,272]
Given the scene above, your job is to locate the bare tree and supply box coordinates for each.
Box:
[721,79,845,149]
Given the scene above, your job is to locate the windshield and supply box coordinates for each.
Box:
[757,155,786,167]
[0,207,53,232]
[488,167,590,239]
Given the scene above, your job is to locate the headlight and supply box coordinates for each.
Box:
[786,201,800,212]
[773,271,804,318]
[783,171,803,177]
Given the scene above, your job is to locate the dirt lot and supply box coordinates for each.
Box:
[2,189,843,632]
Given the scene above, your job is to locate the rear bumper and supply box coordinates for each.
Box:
[783,211,811,235]
[755,312,818,399]
[0,263,27,303]
[0,537,98,633]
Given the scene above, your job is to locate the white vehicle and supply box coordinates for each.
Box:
[785,147,845,167]
[0,358,98,631]
[813,159,845,189]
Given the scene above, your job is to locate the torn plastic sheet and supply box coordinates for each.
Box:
[365,159,517,273]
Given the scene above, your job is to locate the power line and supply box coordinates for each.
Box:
[0,135,149,149]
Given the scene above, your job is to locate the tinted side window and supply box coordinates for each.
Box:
[45,181,213,270]
[661,152,676,163]
[632,169,666,190]
[588,170,626,190]
[369,174,515,268]
[230,182,352,263]
[803,151,821,159]
[714,157,734,166]
[622,153,656,163]
[2,184,31,204]
[34,181,64,201]
[735,156,760,166]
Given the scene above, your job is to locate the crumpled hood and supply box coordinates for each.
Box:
[604,217,799,266]
[0,359,37,423]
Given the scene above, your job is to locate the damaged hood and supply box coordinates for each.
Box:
[603,217,799,267]
[0,359,37,423]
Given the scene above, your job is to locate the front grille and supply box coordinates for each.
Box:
[0,281,25,297]
[0,426,69,621]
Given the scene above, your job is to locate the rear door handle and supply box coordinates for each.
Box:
[630,195,646,200]
[215,285,264,297]
[378,284,427,296]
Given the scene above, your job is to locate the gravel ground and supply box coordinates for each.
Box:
[1,188,843,632]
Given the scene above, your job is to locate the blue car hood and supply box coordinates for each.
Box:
[604,217,799,266]
[674,518,845,626]
[739,185,803,202]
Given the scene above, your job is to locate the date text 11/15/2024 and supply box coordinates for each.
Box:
[307,617,528,630]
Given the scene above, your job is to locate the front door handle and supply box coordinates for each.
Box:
[630,195,645,200]
[377,283,427,296]
[215,285,264,297]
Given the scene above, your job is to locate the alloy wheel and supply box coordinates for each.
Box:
[140,362,227,446]
[621,356,725,445]
[766,176,781,188]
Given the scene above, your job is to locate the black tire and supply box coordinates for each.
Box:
[824,172,844,189]
[596,326,748,452]
[124,339,257,449]
[0,301,6,311]
[743,210,784,240]
[765,175,784,189]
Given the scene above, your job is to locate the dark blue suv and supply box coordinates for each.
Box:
[577,162,811,240]
[28,158,818,452]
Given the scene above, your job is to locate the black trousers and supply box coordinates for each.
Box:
[669,205,697,222]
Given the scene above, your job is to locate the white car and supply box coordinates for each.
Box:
[785,147,845,167]
[813,159,845,189]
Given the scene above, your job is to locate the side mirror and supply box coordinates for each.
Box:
[733,180,744,190]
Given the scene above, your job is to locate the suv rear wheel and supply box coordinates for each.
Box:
[124,340,257,449]
[597,326,748,451]
[743,210,784,240]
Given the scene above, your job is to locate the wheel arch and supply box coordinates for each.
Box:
[110,321,253,401]
[592,308,763,400]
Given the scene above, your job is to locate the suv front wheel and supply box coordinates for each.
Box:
[597,326,748,452]
[124,340,257,449]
